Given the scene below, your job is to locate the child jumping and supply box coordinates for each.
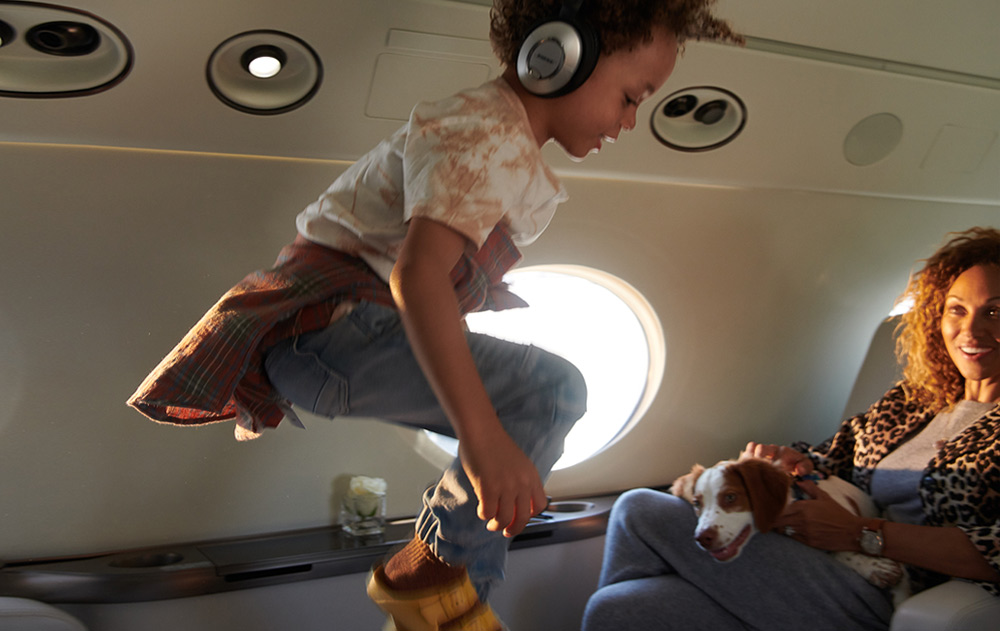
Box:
[129,1,741,629]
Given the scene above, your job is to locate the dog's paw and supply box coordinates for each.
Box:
[671,464,705,504]
[867,558,904,589]
[833,552,903,588]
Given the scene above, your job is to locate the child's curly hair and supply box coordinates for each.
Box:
[896,226,1000,411]
[490,0,744,68]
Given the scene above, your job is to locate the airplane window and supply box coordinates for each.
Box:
[420,265,666,470]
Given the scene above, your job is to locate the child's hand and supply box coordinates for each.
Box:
[392,217,547,538]
[459,429,548,538]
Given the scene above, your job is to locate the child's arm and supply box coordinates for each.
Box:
[390,216,548,538]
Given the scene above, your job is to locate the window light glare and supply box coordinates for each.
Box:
[889,295,914,316]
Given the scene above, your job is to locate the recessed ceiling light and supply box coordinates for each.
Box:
[0,2,132,97]
[207,30,322,115]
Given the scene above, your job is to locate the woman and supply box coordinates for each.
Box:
[582,227,1000,631]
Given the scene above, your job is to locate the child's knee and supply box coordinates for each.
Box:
[533,350,586,424]
[555,357,587,422]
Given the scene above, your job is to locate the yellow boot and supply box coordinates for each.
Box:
[367,564,504,631]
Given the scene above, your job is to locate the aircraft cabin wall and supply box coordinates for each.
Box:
[1,0,998,580]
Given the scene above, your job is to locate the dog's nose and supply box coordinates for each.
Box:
[696,528,717,550]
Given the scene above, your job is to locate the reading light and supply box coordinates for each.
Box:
[242,44,286,79]
[651,86,746,152]
[0,19,13,47]
[0,2,132,97]
[26,20,99,56]
[207,30,322,115]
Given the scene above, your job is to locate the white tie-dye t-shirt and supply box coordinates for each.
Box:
[295,77,568,282]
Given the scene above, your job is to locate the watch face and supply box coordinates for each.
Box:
[860,529,882,556]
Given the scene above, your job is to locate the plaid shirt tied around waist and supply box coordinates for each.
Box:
[127,225,522,440]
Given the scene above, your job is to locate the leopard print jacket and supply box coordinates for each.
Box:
[794,385,1000,597]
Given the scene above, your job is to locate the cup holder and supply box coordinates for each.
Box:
[109,552,184,568]
[545,501,595,513]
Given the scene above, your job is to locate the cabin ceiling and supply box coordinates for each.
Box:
[1,0,998,205]
[717,0,1000,81]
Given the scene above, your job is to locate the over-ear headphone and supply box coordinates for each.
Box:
[516,0,600,98]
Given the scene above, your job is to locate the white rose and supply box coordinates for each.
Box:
[349,475,387,496]
[347,476,387,517]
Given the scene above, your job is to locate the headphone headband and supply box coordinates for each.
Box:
[559,0,584,20]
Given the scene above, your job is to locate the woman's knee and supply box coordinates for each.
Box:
[611,488,686,524]
[583,578,690,631]
[585,577,744,631]
[582,584,632,631]
[613,487,666,513]
[584,580,661,631]
[608,488,694,543]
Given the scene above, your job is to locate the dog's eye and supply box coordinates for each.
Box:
[723,493,738,505]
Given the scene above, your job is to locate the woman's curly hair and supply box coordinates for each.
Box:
[490,0,744,68]
[897,226,1000,411]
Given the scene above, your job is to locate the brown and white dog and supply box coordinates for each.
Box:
[671,457,909,602]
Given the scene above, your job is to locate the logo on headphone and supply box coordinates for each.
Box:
[516,0,599,98]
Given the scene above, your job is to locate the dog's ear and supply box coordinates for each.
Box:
[670,464,705,504]
[731,459,791,533]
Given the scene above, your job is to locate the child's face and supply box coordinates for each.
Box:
[549,27,679,160]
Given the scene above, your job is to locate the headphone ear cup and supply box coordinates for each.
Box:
[516,14,599,98]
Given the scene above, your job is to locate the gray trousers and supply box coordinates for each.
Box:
[582,488,894,631]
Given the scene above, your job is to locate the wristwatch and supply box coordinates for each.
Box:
[859,518,886,556]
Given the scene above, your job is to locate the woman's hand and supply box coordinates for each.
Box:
[773,480,863,551]
[741,441,814,477]
[774,480,1000,583]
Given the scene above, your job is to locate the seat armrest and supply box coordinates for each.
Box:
[0,597,88,631]
[890,580,1000,631]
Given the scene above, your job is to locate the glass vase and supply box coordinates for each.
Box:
[339,491,387,537]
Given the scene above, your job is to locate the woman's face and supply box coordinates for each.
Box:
[941,264,1000,402]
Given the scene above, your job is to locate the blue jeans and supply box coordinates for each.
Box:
[263,301,587,598]
[583,489,894,631]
